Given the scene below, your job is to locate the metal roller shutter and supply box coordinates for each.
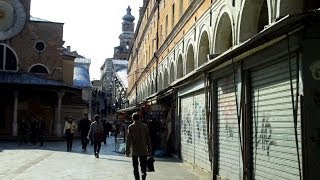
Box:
[217,75,241,179]
[251,58,302,180]
[180,95,195,164]
[194,91,211,171]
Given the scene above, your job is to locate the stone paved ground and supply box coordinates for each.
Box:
[0,137,211,180]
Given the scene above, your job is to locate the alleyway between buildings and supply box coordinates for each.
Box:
[0,137,211,180]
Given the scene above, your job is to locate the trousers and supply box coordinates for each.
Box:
[132,155,147,180]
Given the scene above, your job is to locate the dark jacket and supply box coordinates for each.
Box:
[126,121,152,156]
[78,118,91,137]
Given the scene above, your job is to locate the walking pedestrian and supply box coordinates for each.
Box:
[106,121,112,137]
[63,116,78,152]
[36,117,45,146]
[18,119,29,144]
[30,118,37,144]
[78,113,91,151]
[88,114,104,158]
[126,112,152,180]
[102,119,108,144]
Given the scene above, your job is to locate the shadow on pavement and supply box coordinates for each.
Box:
[99,157,131,162]
[0,137,126,157]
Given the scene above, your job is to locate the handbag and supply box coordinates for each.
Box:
[147,157,155,172]
[65,129,71,136]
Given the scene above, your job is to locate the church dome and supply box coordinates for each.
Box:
[122,6,135,22]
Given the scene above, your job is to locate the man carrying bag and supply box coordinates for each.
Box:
[126,112,152,180]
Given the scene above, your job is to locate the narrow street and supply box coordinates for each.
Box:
[0,137,210,180]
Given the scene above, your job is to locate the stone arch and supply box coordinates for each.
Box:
[163,69,169,89]
[151,79,155,94]
[169,62,175,84]
[138,88,142,102]
[148,79,152,96]
[146,82,148,97]
[214,11,234,54]
[145,84,148,99]
[197,30,210,67]
[186,45,195,74]
[177,54,184,79]
[0,43,19,71]
[143,84,147,99]
[158,73,163,90]
[29,63,50,74]
[238,0,270,43]
[277,0,303,19]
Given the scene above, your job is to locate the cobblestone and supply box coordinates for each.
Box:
[0,137,211,180]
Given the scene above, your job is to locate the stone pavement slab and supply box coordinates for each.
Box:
[0,137,211,180]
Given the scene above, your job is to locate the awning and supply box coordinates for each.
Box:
[117,106,137,113]
[0,71,80,91]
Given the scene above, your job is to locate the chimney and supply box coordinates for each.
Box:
[67,46,71,52]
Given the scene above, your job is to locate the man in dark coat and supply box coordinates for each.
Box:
[18,119,29,145]
[126,112,152,180]
[78,113,91,151]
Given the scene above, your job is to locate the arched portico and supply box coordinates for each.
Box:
[197,31,210,67]
[177,54,184,79]
[277,0,303,19]
[163,69,169,89]
[238,0,270,42]
[186,45,195,74]
[169,62,175,84]
[214,12,233,53]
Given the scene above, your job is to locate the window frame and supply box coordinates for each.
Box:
[0,43,19,72]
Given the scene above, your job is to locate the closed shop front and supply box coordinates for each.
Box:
[217,74,241,179]
[180,90,211,171]
[250,57,302,179]
[180,95,195,165]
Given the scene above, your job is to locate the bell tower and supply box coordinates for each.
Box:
[114,6,135,60]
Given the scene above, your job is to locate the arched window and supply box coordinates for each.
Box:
[198,31,210,67]
[29,64,49,74]
[169,62,175,83]
[215,13,233,54]
[0,44,18,71]
[186,45,195,74]
[177,55,183,79]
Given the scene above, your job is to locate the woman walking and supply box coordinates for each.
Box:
[88,114,104,158]
[63,116,78,152]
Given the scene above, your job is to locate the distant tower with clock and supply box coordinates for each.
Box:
[113,6,135,60]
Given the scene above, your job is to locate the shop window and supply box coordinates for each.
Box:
[0,44,18,71]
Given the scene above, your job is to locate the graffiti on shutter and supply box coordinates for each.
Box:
[180,96,194,164]
[217,75,241,179]
[194,91,210,171]
[251,59,302,180]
